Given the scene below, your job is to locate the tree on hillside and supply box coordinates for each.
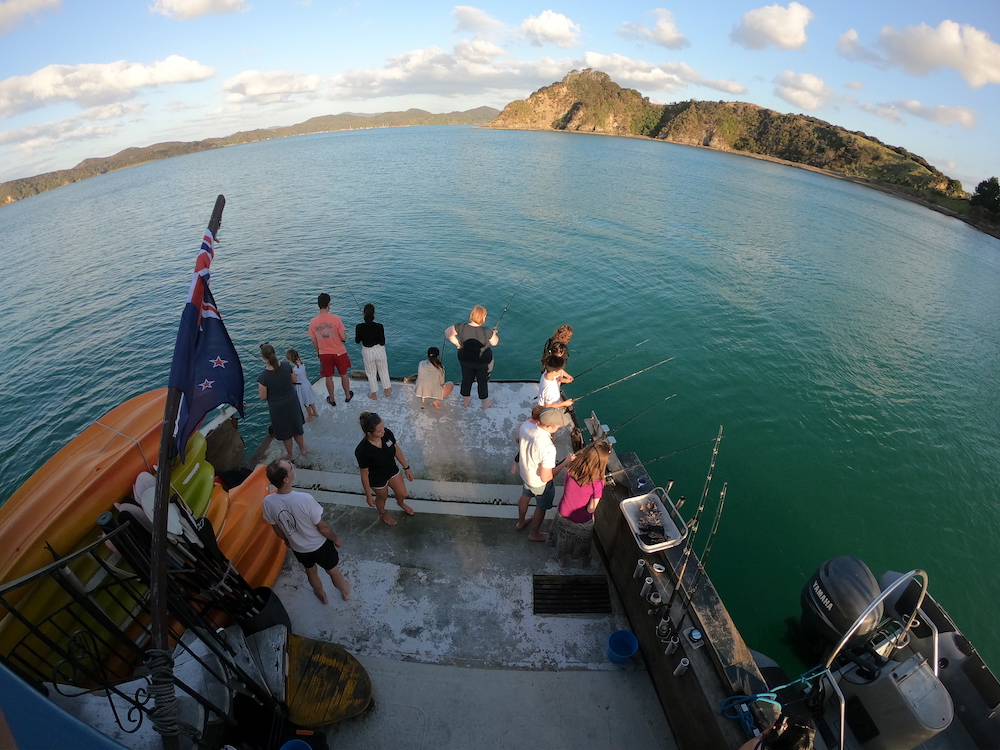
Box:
[971,177,1000,214]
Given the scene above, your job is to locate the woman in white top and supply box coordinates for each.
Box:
[415,347,454,409]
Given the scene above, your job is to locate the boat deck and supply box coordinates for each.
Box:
[264,379,674,748]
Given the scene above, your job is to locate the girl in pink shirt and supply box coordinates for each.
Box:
[551,440,612,567]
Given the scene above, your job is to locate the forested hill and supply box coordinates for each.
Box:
[489,70,965,200]
[0,106,500,206]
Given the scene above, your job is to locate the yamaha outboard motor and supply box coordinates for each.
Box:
[801,556,883,649]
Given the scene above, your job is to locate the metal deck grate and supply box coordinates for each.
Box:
[532,574,612,615]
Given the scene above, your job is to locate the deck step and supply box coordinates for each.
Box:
[532,574,612,615]
[286,633,373,728]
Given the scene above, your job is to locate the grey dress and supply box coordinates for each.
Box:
[257,361,304,440]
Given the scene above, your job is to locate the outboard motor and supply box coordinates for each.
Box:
[801,556,883,649]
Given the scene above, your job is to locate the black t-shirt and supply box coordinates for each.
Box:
[355,322,386,347]
[455,322,494,364]
[355,427,399,486]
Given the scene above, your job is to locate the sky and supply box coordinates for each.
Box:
[1,0,998,190]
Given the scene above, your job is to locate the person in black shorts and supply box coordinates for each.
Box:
[355,411,415,526]
[263,459,351,603]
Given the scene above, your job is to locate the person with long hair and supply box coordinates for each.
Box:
[549,440,611,567]
[445,304,499,409]
[541,324,573,367]
[257,343,307,461]
[285,348,319,422]
[415,346,455,408]
[355,303,392,401]
[354,412,415,526]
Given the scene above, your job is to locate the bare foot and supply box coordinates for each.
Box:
[432,401,441,409]
[304,416,314,422]
[281,452,294,461]
[463,397,470,408]
[300,445,308,456]
[339,583,352,601]
[558,556,567,568]
[379,511,397,526]
[313,588,328,604]
[398,501,415,516]
[481,399,494,409]
[368,392,378,401]
[581,555,592,568]
[384,388,392,398]
[515,517,530,530]
[527,532,549,542]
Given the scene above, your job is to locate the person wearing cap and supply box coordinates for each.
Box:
[516,407,575,542]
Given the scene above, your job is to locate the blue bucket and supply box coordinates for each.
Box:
[279,740,312,750]
[607,629,639,664]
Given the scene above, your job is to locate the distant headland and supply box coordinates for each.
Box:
[0,107,499,207]
[487,70,1000,240]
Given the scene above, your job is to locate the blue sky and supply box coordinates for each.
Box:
[1,0,998,190]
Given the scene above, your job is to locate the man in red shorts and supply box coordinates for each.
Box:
[309,292,353,405]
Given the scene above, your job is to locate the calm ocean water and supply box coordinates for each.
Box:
[2,125,998,672]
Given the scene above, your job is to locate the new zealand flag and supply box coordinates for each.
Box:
[168,227,245,460]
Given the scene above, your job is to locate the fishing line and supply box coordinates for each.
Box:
[608,394,677,435]
[605,436,718,478]
[571,357,674,403]
[344,284,363,313]
[494,274,528,329]
[574,339,649,378]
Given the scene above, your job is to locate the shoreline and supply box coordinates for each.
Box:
[482,124,1000,243]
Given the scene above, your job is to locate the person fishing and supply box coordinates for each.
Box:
[537,353,575,431]
[444,305,499,410]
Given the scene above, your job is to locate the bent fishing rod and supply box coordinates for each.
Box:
[574,339,648,378]
[570,357,674,404]
[494,274,528,329]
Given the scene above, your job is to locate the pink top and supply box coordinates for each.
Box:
[308,312,346,355]
[558,476,604,523]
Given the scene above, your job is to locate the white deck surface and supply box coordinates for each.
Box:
[264,380,674,748]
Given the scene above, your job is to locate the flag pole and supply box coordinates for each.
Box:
[148,195,226,750]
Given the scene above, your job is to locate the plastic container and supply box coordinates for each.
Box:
[607,629,639,664]
[279,741,312,750]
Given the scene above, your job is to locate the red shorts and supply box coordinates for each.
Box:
[319,352,351,377]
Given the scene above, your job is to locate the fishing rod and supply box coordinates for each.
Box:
[687,482,728,600]
[606,436,718,479]
[664,425,723,622]
[345,284,363,313]
[494,274,528,329]
[571,357,674,403]
[608,393,677,435]
[574,339,648,378]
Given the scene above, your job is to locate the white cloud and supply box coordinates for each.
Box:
[879,20,1000,88]
[844,80,864,91]
[222,70,322,105]
[857,101,902,124]
[583,53,745,95]
[731,2,813,51]
[837,29,886,66]
[619,9,689,50]
[0,56,215,117]
[150,0,246,20]
[894,100,976,129]
[773,70,831,109]
[519,10,580,49]
[0,0,59,33]
[452,6,504,35]
[0,102,145,153]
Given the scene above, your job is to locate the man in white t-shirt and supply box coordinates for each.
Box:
[516,408,575,542]
[264,459,351,603]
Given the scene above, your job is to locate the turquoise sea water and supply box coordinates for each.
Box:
[2,125,999,673]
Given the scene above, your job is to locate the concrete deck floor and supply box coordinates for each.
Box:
[271,504,674,749]
[263,379,672,749]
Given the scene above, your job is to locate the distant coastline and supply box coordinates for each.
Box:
[0,106,500,207]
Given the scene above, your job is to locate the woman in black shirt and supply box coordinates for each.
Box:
[355,303,392,401]
[354,411,414,526]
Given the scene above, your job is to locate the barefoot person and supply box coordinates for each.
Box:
[263,459,351,604]
[308,292,353,406]
[415,346,454,408]
[445,304,499,409]
[355,412,415,526]
[257,343,307,461]
[516,408,575,542]
[355,303,392,401]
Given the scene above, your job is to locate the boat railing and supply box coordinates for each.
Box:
[818,569,938,750]
[0,516,281,741]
